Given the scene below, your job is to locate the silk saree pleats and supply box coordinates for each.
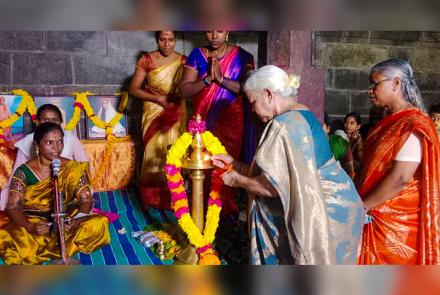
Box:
[358,109,440,264]
[139,55,186,210]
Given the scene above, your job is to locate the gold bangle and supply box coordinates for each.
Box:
[239,162,245,174]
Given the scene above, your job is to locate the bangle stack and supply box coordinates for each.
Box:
[220,77,229,88]
[202,77,212,87]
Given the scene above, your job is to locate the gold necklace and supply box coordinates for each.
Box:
[157,50,175,60]
[207,44,227,59]
[215,44,227,58]
[37,156,50,176]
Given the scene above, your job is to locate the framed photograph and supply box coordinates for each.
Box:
[0,94,25,141]
[86,95,127,139]
[34,96,79,136]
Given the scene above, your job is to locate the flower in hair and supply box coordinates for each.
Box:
[289,75,301,89]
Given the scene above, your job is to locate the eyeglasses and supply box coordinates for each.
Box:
[369,78,393,89]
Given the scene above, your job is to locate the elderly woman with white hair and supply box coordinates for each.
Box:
[212,65,363,265]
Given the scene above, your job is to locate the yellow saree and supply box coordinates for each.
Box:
[0,160,110,265]
[137,53,187,210]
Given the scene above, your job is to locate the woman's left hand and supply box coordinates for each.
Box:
[221,170,242,188]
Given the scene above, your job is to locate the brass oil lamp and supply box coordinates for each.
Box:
[175,114,213,264]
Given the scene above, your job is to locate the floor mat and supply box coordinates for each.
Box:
[0,188,250,265]
[0,189,175,265]
[74,189,175,265]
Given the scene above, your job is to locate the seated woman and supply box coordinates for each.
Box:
[0,123,110,265]
[0,104,89,211]
[213,65,363,264]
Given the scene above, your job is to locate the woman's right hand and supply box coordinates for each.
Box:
[349,130,360,140]
[156,95,168,108]
[29,222,51,236]
[211,56,222,82]
[211,154,234,169]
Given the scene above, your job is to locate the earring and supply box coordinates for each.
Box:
[225,35,229,42]
[35,147,39,157]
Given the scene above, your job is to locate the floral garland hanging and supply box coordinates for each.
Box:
[65,91,128,138]
[0,89,37,142]
[164,117,227,265]
[65,92,129,186]
[89,135,131,186]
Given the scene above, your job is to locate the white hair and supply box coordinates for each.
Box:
[243,65,300,99]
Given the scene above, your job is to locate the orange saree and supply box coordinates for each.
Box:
[358,109,440,264]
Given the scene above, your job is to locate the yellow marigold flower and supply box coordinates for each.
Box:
[170,186,185,194]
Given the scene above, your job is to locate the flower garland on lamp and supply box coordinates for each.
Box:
[0,89,37,143]
[65,91,129,185]
[164,117,227,265]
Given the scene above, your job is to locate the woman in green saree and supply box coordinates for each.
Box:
[0,123,110,264]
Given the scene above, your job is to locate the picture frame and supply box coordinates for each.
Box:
[34,96,80,136]
[85,95,127,139]
[0,94,25,141]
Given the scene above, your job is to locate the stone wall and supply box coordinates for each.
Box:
[265,31,325,122]
[314,31,440,123]
[0,31,259,95]
[0,31,260,136]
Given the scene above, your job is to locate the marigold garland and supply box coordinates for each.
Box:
[89,135,131,186]
[64,91,129,185]
[65,92,128,138]
[0,89,37,142]
[164,118,227,265]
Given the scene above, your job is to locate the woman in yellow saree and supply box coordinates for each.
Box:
[129,31,187,210]
[0,123,110,265]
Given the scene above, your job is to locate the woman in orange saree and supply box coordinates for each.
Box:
[358,59,440,264]
[129,31,187,210]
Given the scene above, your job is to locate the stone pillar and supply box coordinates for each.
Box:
[266,31,325,122]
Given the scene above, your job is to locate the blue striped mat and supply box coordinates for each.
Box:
[0,189,177,265]
[74,189,176,265]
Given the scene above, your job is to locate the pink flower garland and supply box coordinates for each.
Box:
[188,117,206,135]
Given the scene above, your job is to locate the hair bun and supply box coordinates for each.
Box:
[288,74,301,89]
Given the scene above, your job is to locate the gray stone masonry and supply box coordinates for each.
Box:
[0,31,259,95]
[315,31,440,123]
